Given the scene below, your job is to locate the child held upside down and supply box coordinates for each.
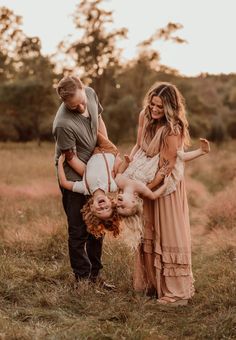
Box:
[58,133,170,239]
[58,133,210,243]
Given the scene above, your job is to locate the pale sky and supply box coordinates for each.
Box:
[1,0,236,76]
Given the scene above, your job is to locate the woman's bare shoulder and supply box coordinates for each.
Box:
[164,124,182,137]
[161,124,182,148]
[138,109,146,125]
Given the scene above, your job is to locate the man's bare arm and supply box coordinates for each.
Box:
[98,115,108,138]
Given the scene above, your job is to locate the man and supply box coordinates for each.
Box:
[52,76,111,286]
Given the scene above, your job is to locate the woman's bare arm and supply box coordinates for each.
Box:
[98,116,108,138]
[159,133,181,171]
[148,133,181,190]
[129,110,145,158]
[147,161,169,190]
[115,155,131,174]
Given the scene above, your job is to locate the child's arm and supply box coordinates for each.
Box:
[152,176,170,199]
[135,176,169,200]
[65,150,86,176]
[58,154,75,190]
[178,138,210,162]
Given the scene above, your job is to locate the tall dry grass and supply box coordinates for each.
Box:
[0,141,235,340]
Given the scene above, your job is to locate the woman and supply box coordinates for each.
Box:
[131,82,200,306]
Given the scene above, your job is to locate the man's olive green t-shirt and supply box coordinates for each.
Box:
[52,87,103,181]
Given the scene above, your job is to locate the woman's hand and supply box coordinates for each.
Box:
[159,159,170,177]
[163,174,171,187]
[146,159,170,190]
[199,138,210,154]
[124,154,133,164]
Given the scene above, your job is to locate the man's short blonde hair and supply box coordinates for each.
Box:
[56,76,84,101]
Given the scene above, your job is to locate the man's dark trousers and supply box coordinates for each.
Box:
[61,188,103,280]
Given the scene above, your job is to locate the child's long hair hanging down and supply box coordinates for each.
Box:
[81,194,121,238]
[118,196,144,250]
[82,194,144,250]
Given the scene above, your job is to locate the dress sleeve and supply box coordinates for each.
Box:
[72,181,86,194]
[160,133,181,170]
[159,133,184,196]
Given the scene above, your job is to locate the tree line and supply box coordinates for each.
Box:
[0,0,235,144]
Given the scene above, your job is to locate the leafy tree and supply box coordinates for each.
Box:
[114,22,186,109]
[104,95,139,143]
[58,0,127,101]
[207,116,227,144]
[227,118,236,139]
[0,7,58,143]
[224,87,236,110]
[137,22,186,71]
[0,79,57,143]
[0,6,25,80]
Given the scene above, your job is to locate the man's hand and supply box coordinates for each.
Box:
[199,138,210,154]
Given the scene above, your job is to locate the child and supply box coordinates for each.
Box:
[113,138,210,249]
[58,133,120,238]
[115,138,210,217]
[58,133,169,240]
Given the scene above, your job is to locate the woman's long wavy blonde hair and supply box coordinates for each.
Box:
[143,82,191,149]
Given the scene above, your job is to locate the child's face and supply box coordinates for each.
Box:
[90,195,113,220]
[116,193,137,216]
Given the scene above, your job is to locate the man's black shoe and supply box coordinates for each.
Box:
[74,274,90,282]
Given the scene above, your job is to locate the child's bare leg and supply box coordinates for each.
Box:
[58,154,76,190]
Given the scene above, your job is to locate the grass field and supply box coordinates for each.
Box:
[0,141,235,340]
